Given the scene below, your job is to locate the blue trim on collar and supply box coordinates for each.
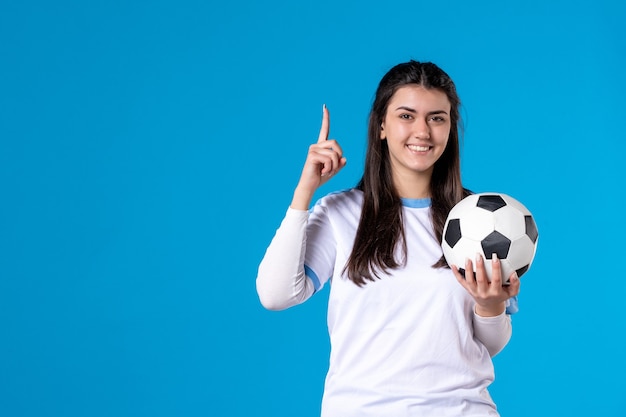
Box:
[401,197,431,208]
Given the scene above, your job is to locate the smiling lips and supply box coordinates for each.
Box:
[407,144,431,152]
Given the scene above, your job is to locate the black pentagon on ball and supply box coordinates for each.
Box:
[476,194,507,212]
[525,215,539,243]
[516,264,530,278]
[481,231,511,259]
[444,218,462,247]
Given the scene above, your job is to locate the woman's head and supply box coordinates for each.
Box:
[363,60,462,197]
[347,61,466,285]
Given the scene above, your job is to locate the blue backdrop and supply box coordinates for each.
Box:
[1,0,625,416]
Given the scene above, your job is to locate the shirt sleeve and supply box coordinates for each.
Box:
[473,309,512,357]
[256,208,317,311]
[505,296,519,315]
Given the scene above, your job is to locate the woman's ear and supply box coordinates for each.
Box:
[380,123,386,140]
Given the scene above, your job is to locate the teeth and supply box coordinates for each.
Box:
[408,145,430,151]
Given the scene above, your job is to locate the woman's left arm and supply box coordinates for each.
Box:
[473,309,512,357]
[452,253,521,357]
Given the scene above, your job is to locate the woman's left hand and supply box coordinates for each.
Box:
[451,253,520,317]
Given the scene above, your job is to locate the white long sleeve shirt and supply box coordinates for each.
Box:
[257,189,514,417]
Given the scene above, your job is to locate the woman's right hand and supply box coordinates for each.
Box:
[290,105,347,210]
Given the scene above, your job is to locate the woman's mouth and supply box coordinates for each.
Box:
[407,144,431,152]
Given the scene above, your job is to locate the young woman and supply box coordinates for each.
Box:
[256,60,520,417]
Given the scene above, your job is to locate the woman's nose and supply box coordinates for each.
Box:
[413,119,430,139]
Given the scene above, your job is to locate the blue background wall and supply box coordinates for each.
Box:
[1,0,625,416]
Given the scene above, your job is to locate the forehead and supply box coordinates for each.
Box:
[388,84,451,111]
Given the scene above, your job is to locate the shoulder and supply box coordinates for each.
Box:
[312,188,363,211]
[308,189,362,238]
[309,188,363,224]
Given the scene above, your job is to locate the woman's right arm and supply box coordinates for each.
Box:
[256,105,346,310]
[256,208,314,310]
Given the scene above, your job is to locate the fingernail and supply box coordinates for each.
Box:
[476,253,483,264]
[492,253,498,264]
[323,103,326,112]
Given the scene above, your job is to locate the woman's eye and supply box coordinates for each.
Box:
[400,114,412,119]
[430,116,445,122]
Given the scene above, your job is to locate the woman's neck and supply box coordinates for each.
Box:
[393,171,432,199]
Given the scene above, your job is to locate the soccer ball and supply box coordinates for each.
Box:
[442,193,539,284]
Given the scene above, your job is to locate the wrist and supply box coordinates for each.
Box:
[291,186,315,211]
[475,302,506,317]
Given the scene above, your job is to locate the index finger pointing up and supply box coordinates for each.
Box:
[317,104,330,143]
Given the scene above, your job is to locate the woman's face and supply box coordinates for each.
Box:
[381,84,452,185]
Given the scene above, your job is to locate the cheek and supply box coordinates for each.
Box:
[439,134,452,155]
[437,127,452,144]
[386,123,409,138]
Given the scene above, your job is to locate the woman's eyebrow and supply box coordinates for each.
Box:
[395,106,449,115]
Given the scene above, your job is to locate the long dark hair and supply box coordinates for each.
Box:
[344,60,469,286]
